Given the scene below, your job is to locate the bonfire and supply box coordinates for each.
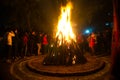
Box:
[43,1,87,65]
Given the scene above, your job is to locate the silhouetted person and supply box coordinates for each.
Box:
[36,32,43,55]
[12,29,19,61]
[21,32,28,57]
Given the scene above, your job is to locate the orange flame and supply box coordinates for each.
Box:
[56,2,76,45]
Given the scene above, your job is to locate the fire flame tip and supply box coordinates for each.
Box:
[56,2,75,46]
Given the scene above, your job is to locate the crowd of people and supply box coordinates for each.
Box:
[0,29,50,63]
[76,29,112,56]
[0,28,112,63]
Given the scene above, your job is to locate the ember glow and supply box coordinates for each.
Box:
[56,2,76,45]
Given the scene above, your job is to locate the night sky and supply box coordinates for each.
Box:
[0,0,113,34]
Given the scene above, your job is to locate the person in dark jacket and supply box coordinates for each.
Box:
[36,32,43,55]
[12,29,19,61]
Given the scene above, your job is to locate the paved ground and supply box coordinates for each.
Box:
[0,61,14,80]
[0,53,112,80]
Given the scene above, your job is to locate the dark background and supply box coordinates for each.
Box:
[0,0,113,35]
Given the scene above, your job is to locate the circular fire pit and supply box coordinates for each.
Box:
[10,55,110,80]
[27,56,104,76]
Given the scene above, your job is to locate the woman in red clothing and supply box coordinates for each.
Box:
[88,32,97,55]
[43,34,48,45]
[22,32,28,57]
[42,34,48,54]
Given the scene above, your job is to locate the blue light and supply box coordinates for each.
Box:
[105,22,109,26]
[85,30,90,34]
[83,28,93,35]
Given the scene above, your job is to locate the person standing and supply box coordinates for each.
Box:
[29,31,36,56]
[36,32,43,55]
[87,32,97,55]
[42,34,48,54]
[22,32,28,57]
[6,30,15,63]
[12,29,19,61]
